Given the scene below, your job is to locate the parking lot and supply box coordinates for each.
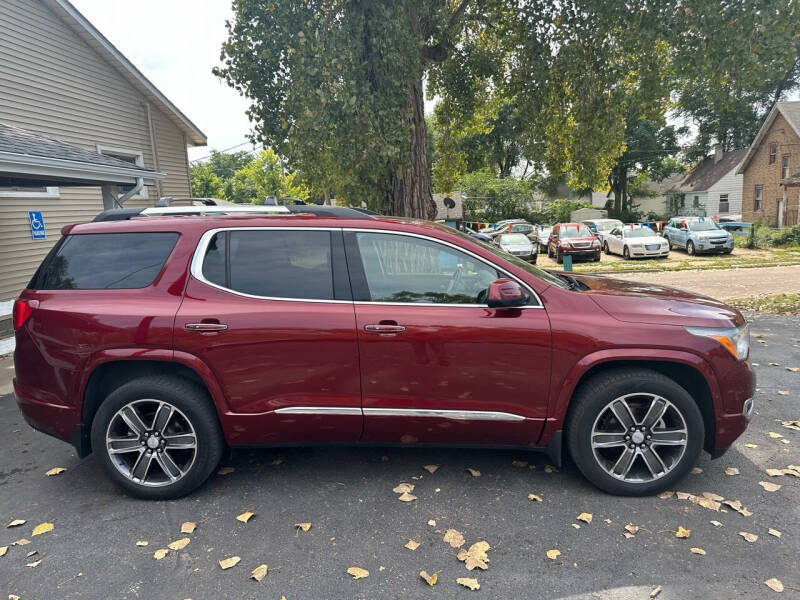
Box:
[0,313,797,599]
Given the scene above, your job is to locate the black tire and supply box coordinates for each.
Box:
[566,368,704,496]
[603,241,610,255]
[622,246,630,260]
[547,244,553,258]
[90,376,224,500]
[686,240,695,255]
[723,248,733,254]
[556,250,563,264]
[593,251,601,262]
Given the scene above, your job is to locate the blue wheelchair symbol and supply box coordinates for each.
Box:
[28,211,46,239]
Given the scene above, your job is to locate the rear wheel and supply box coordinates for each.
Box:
[566,369,703,496]
[603,241,610,255]
[686,240,695,255]
[622,246,631,259]
[91,376,224,500]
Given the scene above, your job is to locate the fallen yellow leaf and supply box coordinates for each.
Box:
[405,539,420,550]
[423,465,439,474]
[465,468,481,477]
[180,522,197,534]
[787,367,799,372]
[153,548,170,560]
[675,526,691,539]
[168,538,190,551]
[528,493,542,502]
[710,520,722,527]
[725,467,740,476]
[457,541,491,571]
[7,519,26,528]
[690,467,703,474]
[31,522,53,536]
[135,540,148,546]
[745,443,758,448]
[690,547,706,555]
[26,550,38,558]
[625,524,639,535]
[577,512,592,524]
[420,570,438,586]
[393,482,415,494]
[511,460,528,468]
[759,481,781,492]
[45,467,66,476]
[739,531,758,543]
[768,528,782,538]
[26,559,42,568]
[295,522,312,532]
[13,539,30,546]
[544,465,557,474]
[217,466,235,475]
[546,549,561,560]
[650,585,663,598]
[397,491,417,502]
[765,468,784,477]
[456,577,480,590]
[768,432,783,439]
[443,529,465,548]
[251,564,268,582]
[427,519,436,526]
[219,556,240,569]
[0,546,7,556]
[765,578,784,593]
[236,511,255,523]
[346,566,369,579]
[657,491,674,499]
[271,456,284,465]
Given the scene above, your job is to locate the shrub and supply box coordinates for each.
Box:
[744,224,800,249]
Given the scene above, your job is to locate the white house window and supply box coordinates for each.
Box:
[782,155,790,180]
[0,186,60,198]
[96,145,148,199]
[718,194,729,213]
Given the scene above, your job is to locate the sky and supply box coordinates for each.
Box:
[70,0,256,162]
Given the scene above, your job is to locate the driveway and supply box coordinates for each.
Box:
[1,314,799,599]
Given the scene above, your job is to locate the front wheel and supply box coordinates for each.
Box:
[603,242,610,255]
[593,251,601,262]
[556,250,563,264]
[622,246,631,259]
[90,376,224,500]
[566,369,704,496]
[686,240,695,255]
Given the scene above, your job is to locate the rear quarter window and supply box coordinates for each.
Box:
[30,232,179,290]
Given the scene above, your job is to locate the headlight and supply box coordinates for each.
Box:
[685,323,750,360]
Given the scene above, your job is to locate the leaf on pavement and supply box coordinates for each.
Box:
[405,539,420,550]
[765,468,784,477]
[180,522,197,534]
[0,546,7,556]
[577,512,592,524]
[624,524,639,535]
[782,420,800,431]
[765,578,784,593]
[758,481,781,492]
[26,559,42,568]
[428,519,437,527]
[153,548,169,560]
[45,467,66,476]
[347,566,369,579]
[457,577,480,590]
[787,367,799,372]
[423,465,439,474]
[420,570,438,586]
[710,520,723,527]
[690,467,703,474]
[393,482,415,494]
[544,465,558,474]
[768,432,784,439]
[217,466,235,475]
[31,522,53,536]
[657,491,674,499]
[511,460,528,468]
[7,519,26,528]
[236,511,255,523]
[251,564,268,582]
[690,547,706,555]
[443,529,465,548]
[271,456,284,466]
[777,390,789,396]
[739,531,758,543]
[769,362,780,366]
[745,443,758,448]
[168,538,190,551]
[675,526,691,539]
[702,492,724,501]
[650,585,663,598]
[546,549,560,560]
[725,467,740,476]
[676,492,694,500]
[457,541,491,571]
[219,556,240,569]
[397,491,417,502]
[528,493,542,502]
[295,522,311,532]
[465,468,481,477]
[135,540,148,546]
[13,538,30,546]
[768,528,782,538]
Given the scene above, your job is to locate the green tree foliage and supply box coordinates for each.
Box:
[190,163,225,199]
[230,149,310,204]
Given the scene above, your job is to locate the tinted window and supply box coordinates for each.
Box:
[355,232,499,304]
[33,232,178,290]
[203,230,334,300]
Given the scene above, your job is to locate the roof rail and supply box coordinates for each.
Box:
[141,205,290,216]
[92,204,378,222]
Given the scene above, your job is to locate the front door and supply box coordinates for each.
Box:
[174,227,362,445]
[345,230,550,447]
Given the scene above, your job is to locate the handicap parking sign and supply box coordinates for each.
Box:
[28,211,46,239]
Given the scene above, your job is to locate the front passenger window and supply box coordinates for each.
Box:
[354,232,500,304]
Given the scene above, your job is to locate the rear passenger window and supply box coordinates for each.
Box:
[32,232,178,290]
[201,230,334,300]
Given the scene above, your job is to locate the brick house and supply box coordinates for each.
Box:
[737,102,800,227]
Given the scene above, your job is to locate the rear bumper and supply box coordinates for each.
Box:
[14,378,83,453]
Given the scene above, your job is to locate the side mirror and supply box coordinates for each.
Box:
[487,278,527,308]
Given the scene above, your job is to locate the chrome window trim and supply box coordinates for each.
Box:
[190,226,542,308]
[274,406,526,422]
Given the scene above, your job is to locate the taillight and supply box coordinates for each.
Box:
[12,299,38,330]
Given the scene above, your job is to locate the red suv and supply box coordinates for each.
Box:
[547,222,602,263]
[12,206,754,499]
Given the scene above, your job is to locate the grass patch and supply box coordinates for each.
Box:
[571,249,800,274]
[727,293,800,314]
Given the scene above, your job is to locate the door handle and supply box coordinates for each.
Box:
[185,322,228,332]
[364,324,406,334]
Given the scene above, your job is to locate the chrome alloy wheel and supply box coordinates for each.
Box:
[590,393,688,483]
[105,399,198,487]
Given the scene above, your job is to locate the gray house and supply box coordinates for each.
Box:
[0,0,206,301]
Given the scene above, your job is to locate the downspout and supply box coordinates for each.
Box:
[145,102,163,198]
[116,177,144,207]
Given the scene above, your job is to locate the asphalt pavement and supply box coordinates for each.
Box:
[1,314,799,599]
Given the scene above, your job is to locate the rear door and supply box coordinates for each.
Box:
[173,227,362,446]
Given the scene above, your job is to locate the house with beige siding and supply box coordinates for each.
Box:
[737,102,800,227]
[0,0,206,301]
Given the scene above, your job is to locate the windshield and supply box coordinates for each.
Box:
[624,228,655,238]
[689,220,721,231]
[595,220,622,231]
[560,226,593,238]
[498,233,530,244]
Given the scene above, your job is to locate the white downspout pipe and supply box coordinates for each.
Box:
[115,177,144,208]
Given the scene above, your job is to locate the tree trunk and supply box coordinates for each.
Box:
[388,79,436,219]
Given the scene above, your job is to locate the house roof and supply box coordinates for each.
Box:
[41,0,207,147]
[737,101,800,174]
[0,122,164,186]
[668,148,747,194]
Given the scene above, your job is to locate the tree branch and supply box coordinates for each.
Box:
[449,0,470,29]
[421,1,470,64]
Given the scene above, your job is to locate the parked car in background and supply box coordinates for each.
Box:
[479,218,528,233]
[583,218,624,246]
[494,232,537,263]
[604,225,669,259]
[547,223,601,263]
[463,225,493,243]
[663,217,734,255]
[534,225,551,253]
[488,222,535,239]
